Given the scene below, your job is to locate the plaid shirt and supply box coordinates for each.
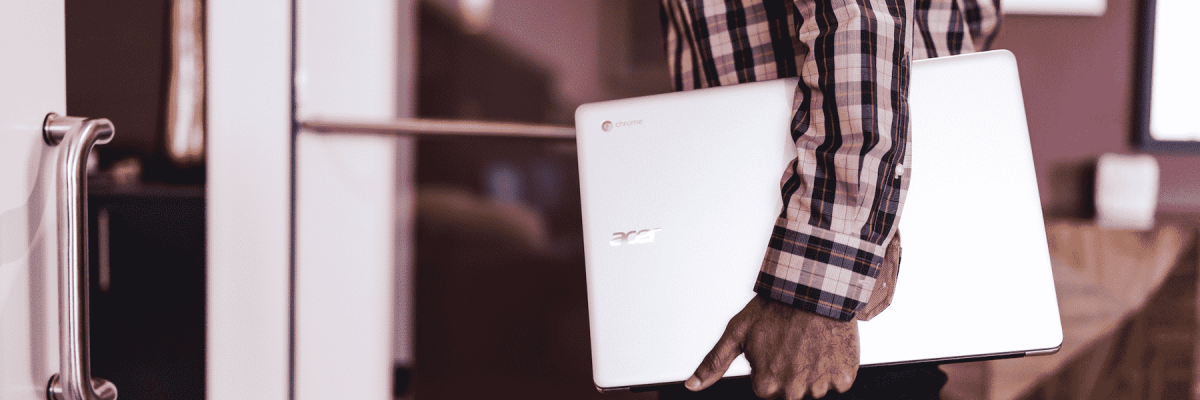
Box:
[663,0,1000,321]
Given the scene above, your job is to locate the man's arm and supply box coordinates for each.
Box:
[913,0,1001,59]
[753,0,914,324]
[678,3,1004,400]
[754,0,1003,326]
[663,0,914,397]
[661,0,911,326]
[663,0,1000,398]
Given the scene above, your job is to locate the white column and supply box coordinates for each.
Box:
[294,0,413,399]
[206,0,293,399]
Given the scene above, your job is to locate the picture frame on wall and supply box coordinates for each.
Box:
[1002,0,1106,16]
[1134,0,1200,152]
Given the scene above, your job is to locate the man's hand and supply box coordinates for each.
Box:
[684,296,859,399]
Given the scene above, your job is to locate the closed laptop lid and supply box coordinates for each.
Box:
[576,50,1062,391]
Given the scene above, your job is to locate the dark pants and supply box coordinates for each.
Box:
[657,364,947,400]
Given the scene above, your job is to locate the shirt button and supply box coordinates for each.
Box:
[895,164,905,178]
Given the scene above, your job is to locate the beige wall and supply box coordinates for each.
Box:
[421,0,1199,216]
[993,0,1200,216]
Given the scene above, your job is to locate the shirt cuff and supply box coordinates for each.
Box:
[754,218,887,321]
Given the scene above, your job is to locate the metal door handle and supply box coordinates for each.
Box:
[42,114,119,400]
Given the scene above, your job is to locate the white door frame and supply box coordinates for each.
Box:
[206,1,293,399]
[206,1,414,399]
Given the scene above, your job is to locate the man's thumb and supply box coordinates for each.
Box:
[687,320,746,391]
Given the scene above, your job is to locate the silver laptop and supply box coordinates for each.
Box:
[575,50,1063,391]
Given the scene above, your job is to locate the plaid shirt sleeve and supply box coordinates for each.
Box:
[663,0,999,321]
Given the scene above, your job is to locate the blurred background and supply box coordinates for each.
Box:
[54,0,1200,399]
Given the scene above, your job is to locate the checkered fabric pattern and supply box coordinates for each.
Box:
[663,0,1000,321]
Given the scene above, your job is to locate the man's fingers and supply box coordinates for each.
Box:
[808,349,833,398]
[687,336,740,390]
[687,318,748,391]
[784,372,809,400]
[834,371,855,393]
[752,372,782,399]
[810,377,831,398]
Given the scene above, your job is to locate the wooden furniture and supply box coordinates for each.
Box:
[942,218,1197,400]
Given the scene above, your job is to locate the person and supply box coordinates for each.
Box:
[657,0,1000,399]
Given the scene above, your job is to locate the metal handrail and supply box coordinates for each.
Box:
[300,118,575,139]
[43,114,119,400]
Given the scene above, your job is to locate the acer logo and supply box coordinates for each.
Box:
[609,228,661,246]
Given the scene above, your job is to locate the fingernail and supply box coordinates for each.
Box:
[685,376,701,390]
[839,373,854,387]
